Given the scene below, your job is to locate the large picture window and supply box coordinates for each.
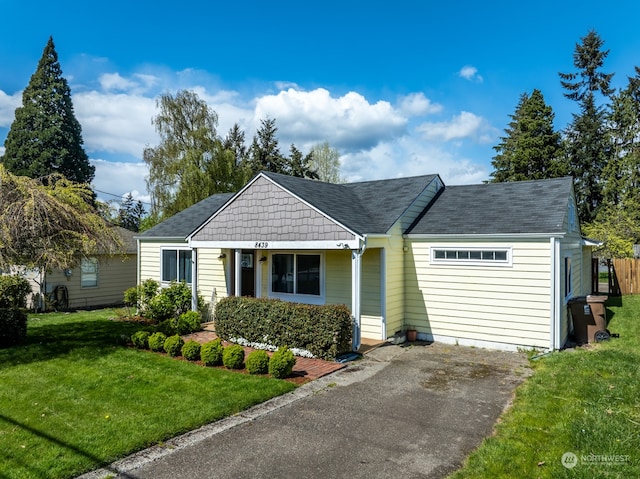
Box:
[162,249,192,283]
[271,253,321,298]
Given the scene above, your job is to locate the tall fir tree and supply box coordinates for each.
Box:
[559,30,614,223]
[248,118,288,175]
[1,37,94,184]
[489,89,562,183]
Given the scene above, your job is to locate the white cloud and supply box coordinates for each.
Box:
[74,91,157,157]
[0,89,22,127]
[253,88,408,152]
[416,111,495,142]
[459,65,483,83]
[91,159,150,204]
[398,93,442,116]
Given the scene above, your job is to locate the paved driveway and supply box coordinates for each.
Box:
[82,342,530,479]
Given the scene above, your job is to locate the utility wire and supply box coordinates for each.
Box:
[93,188,153,206]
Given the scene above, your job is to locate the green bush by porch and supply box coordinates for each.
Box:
[214,296,352,360]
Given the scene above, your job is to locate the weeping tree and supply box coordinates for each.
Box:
[0,165,122,272]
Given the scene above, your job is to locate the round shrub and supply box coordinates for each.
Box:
[269,347,296,379]
[148,332,167,352]
[200,339,223,366]
[156,319,177,336]
[246,350,270,375]
[131,330,150,349]
[0,275,32,309]
[181,340,201,361]
[163,334,185,357]
[222,344,245,370]
[175,310,202,335]
[0,308,28,348]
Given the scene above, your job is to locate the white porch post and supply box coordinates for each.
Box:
[351,248,363,351]
[191,248,198,311]
[234,249,242,296]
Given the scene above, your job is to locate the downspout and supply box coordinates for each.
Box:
[136,238,141,315]
[351,237,367,351]
[191,248,198,311]
[380,247,387,340]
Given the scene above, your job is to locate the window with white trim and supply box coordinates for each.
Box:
[161,249,192,284]
[431,247,512,266]
[81,257,98,288]
[271,253,322,299]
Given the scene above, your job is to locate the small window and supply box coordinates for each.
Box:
[161,249,192,283]
[565,256,572,299]
[81,257,98,288]
[271,253,321,297]
[431,247,512,266]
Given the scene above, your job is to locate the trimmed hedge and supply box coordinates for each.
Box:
[181,340,201,361]
[269,347,296,379]
[0,308,27,348]
[246,350,270,375]
[163,334,185,357]
[214,297,352,360]
[131,330,150,349]
[200,339,223,366]
[222,344,245,369]
[148,332,167,352]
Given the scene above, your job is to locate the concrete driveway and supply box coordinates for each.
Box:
[82,342,530,479]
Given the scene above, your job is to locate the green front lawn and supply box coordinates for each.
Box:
[449,295,640,478]
[0,309,295,479]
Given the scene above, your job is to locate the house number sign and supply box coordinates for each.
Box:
[254,241,269,249]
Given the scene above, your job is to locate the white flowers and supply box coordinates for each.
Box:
[229,336,315,358]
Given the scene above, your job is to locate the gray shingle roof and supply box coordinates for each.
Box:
[138,193,235,238]
[406,177,573,235]
[262,171,439,235]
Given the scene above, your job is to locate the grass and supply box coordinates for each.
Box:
[0,309,295,479]
[448,295,640,479]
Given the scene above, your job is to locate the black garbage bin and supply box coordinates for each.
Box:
[568,295,608,344]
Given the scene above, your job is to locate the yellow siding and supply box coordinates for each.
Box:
[196,248,229,307]
[46,255,137,309]
[139,240,173,281]
[385,224,406,337]
[325,250,351,306]
[405,239,552,349]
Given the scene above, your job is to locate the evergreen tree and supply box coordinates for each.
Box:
[489,89,562,182]
[117,193,146,232]
[559,30,614,223]
[247,118,289,175]
[288,144,319,179]
[1,37,94,184]
[223,123,248,165]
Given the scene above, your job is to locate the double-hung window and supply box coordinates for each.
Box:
[271,253,322,301]
[162,249,192,284]
[80,257,98,288]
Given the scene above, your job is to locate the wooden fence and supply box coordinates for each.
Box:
[608,258,640,296]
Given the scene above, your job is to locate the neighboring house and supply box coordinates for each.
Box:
[137,171,596,352]
[17,227,138,310]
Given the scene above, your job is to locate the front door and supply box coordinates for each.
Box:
[241,250,255,297]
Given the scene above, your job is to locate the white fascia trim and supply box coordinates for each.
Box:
[190,239,363,250]
[404,232,566,241]
[581,237,602,247]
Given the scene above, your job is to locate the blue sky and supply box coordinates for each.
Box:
[2,1,640,205]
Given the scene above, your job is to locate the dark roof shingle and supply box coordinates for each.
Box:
[138,193,235,238]
[406,177,573,235]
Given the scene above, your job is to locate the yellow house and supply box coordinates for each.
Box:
[137,171,595,352]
